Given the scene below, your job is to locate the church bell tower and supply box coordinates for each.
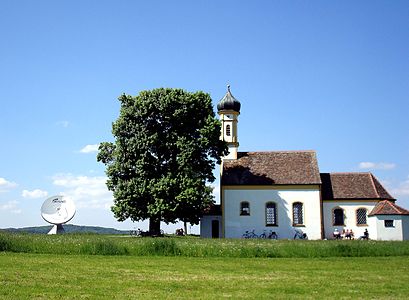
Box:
[217,85,241,160]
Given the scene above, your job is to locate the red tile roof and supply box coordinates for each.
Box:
[222,151,321,185]
[369,200,409,216]
[320,173,395,200]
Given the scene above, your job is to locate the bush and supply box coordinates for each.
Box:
[0,233,11,251]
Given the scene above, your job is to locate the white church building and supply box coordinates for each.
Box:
[200,87,409,240]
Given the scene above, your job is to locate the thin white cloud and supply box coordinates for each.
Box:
[0,200,21,214]
[391,176,409,197]
[0,177,17,192]
[56,120,69,128]
[80,144,100,154]
[22,189,48,199]
[52,173,113,210]
[358,162,396,170]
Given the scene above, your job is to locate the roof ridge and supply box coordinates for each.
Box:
[389,201,403,214]
[328,172,372,175]
[371,174,395,200]
[240,150,317,154]
[393,201,409,214]
[369,200,409,216]
[369,173,380,198]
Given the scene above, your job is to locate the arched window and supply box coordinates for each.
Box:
[293,202,304,225]
[356,208,367,225]
[266,202,277,226]
[240,201,250,216]
[333,208,344,226]
[226,124,231,136]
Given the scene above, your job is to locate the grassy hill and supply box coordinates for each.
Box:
[1,224,129,235]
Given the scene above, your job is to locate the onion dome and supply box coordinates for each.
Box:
[217,85,241,113]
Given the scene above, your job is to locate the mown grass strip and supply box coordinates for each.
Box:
[1,232,409,258]
[1,253,409,299]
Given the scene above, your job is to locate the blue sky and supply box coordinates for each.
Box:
[1,1,408,233]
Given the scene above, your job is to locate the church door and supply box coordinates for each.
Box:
[211,220,219,238]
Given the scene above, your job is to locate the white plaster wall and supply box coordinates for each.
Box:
[200,215,222,238]
[322,201,377,240]
[224,145,238,160]
[223,187,322,239]
[223,122,234,143]
[220,114,237,144]
[222,114,234,121]
[403,216,409,240]
[372,215,403,241]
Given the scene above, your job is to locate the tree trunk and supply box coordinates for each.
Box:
[149,217,161,236]
[184,221,188,236]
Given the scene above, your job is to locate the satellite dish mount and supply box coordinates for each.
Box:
[41,196,76,235]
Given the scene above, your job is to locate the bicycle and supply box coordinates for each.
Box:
[268,231,278,239]
[130,228,155,237]
[242,229,258,239]
[130,228,143,237]
[259,230,268,239]
[294,229,308,240]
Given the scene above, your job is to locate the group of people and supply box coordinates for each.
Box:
[333,228,369,240]
[175,228,185,236]
[333,228,355,239]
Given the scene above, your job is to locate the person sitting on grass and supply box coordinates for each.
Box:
[333,228,341,239]
[359,229,369,240]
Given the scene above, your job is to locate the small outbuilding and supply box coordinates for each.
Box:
[200,204,222,238]
[368,200,409,241]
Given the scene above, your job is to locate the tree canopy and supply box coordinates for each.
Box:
[97,88,227,234]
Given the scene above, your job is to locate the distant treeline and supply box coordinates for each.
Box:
[1,224,129,235]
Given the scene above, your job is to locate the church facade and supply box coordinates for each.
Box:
[200,87,409,240]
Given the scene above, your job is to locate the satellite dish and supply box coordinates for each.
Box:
[41,195,76,234]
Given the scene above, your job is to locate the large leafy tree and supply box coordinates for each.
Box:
[97,88,227,234]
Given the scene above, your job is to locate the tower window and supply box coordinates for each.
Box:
[333,208,345,226]
[293,202,304,226]
[226,124,231,136]
[266,202,277,226]
[356,208,367,225]
[240,201,250,216]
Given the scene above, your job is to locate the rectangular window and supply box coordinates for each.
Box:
[293,202,304,225]
[266,202,277,226]
[333,208,344,226]
[240,202,250,216]
[356,208,367,225]
[384,220,394,227]
[226,124,231,136]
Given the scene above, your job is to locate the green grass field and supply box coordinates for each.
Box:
[1,233,409,299]
[1,253,409,299]
[2,232,409,258]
